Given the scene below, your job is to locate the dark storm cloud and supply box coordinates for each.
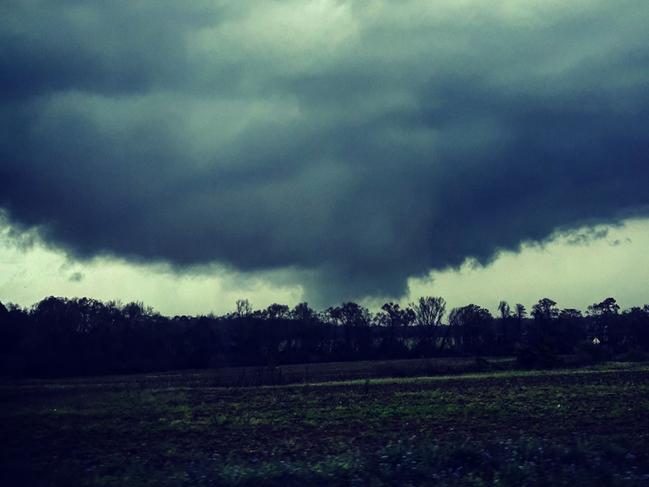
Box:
[2,0,649,305]
[68,271,84,283]
[564,227,611,246]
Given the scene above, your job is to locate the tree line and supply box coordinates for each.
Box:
[1,296,648,377]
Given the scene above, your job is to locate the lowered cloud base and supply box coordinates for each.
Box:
[1,217,647,317]
[1,1,648,306]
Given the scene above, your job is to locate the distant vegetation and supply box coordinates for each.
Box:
[1,296,648,377]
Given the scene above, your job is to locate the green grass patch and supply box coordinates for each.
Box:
[2,363,649,485]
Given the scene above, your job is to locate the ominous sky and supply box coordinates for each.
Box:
[1,0,648,311]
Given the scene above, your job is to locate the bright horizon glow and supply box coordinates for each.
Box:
[1,218,647,317]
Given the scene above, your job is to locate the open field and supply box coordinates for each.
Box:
[1,356,519,389]
[2,362,649,485]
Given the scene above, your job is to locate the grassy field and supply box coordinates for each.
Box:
[2,362,649,485]
[0,356,519,388]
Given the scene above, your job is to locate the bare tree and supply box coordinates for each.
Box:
[448,304,494,353]
[515,304,527,321]
[264,303,290,320]
[587,297,620,316]
[411,296,446,351]
[532,298,559,321]
[235,299,252,318]
[498,300,511,320]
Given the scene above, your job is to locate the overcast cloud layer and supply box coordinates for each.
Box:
[1,0,648,305]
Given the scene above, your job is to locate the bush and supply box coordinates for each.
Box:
[516,343,561,369]
[575,341,611,364]
[615,347,648,363]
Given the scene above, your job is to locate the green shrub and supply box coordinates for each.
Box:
[515,343,561,369]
